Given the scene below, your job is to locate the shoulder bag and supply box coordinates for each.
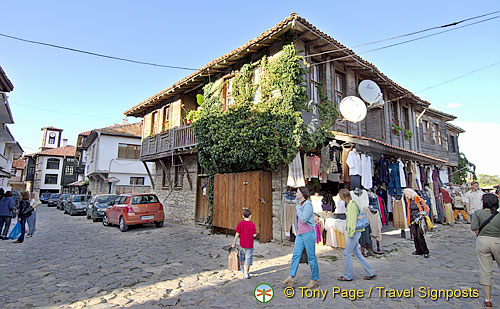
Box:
[354,201,369,229]
[477,212,499,236]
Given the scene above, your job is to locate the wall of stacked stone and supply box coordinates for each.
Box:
[152,154,198,225]
[271,165,287,242]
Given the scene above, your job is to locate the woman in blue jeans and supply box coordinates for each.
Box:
[338,188,376,281]
[281,186,319,289]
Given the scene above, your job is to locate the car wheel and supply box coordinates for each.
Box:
[86,213,91,219]
[102,214,110,226]
[119,216,128,232]
[92,212,98,222]
[155,221,164,228]
[70,208,75,216]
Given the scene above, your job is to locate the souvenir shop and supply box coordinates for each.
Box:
[282,133,451,255]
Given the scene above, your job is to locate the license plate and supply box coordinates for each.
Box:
[141,215,154,220]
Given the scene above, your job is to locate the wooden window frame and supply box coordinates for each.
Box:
[309,65,320,104]
[46,158,60,170]
[117,143,140,160]
[334,72,345,109]
[402,106,410,131]
[130,177,145,185]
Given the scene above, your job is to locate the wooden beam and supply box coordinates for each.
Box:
[142,161,155,190]
[158,158,171,188]
[177,155,193,190]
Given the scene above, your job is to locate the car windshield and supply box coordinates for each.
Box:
[96,195,117,203]
[50,194,61,199]
[41,193,51,198]
[131,195,159,205]
[72,195,88,202]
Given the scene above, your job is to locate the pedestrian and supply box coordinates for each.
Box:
[281,186,319,288]
[0,189,15,240]
[404,188,430,258]
[231,208,257,279]
[471,193,500,308]
[452,188,470,223]
[14,191,33,243]
[465,181,484,217]
[26,192,42,237]
[337,188,376,281]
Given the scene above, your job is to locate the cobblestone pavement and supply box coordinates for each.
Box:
[0,204,495,308]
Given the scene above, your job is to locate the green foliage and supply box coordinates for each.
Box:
[450,152,477,185]
[187,42,338,226]
[392,123,403,135]
[404,129,413,140]
[478,174,500,187]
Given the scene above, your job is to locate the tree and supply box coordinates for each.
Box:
[478,174,500,187]
[449,152,477,185]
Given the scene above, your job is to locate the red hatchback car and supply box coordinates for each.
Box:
[103,193,165,232]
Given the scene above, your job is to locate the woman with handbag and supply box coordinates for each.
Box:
[14,191,33,243]
[281,186,319,289]
[471,193,500,307]
[404,188,430,258]
[338,188,376,281]
[26,192,42,237]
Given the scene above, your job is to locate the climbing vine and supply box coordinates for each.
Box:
[187,42,337,227]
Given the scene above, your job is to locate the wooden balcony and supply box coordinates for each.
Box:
[140,125,198,161]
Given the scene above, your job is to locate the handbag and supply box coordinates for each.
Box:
[354,202,369,229]
[8,221,21,240]
[228,247,240,271]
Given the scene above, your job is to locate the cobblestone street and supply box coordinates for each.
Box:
[0,204,495,308]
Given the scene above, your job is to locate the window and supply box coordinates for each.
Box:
[48,136,55,144]
[423,120,430,141]
[131,195,159,205]
[253,68,260,104]
[29,167,35,175]
[402,107,410,130]
[310,65,320,103]
[130,177,145,185]
[391,102,399,125]
[434,124,441,144]
[44,174,58,184]
[151,111,158,135]
[221,78,234,108]
[334,73,344,107]
[449,135,456,152]
[118,144,140,159]
[66,158,75,162]
[65,165,74,175]
[162,106,170,131]
[46,158,60,170]
[90,144,96,161]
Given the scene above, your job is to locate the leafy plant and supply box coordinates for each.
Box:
[404,129,413,140]
[392,123,402,135]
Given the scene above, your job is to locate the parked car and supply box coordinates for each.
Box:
[64,195,89,216]
[57,194,72,210]
[103,193,164,232]
[47,193,62,207]
[87,194,117,222]
[40,192,52,204]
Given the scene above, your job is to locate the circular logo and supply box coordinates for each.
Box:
[254,283,274,303]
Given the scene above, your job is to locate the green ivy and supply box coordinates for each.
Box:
[187,42,337,227]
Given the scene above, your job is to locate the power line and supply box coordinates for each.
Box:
[311,15,499,67]
[385,61,500,103]
[12,102,118,119]
[0,33,198,71]
[306,11,499,58]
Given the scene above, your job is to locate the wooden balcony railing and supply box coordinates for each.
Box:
[140,125,197,160]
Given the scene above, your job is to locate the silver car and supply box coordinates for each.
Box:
[64,195,89,216]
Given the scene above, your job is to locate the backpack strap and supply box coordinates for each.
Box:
[479,212,499,235]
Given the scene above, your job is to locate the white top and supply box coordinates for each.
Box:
[287,151,305,188]
[333,195,346,214]
[415,163,422,191]
[361,154,373,189]
[464,190,485,213]
[351,189,369,210]
[346,148,362,176]
[398,160,407,187]
[310,194,323,214]
[439,169,449,184]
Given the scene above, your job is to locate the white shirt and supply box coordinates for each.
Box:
[439,169,449,184]
[351,190,369,210]
[361,154,372,189]
[346,149,362,176]
[398,160,407,187]
[333,195,346,214]
[464,190,485,213]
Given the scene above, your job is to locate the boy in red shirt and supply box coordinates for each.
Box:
[231,208,257,279]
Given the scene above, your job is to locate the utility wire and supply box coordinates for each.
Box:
[311,15,499,67]
[0,33,198,71]
[13,102,118,119]
[306,10,499,58]
[385,62,500,103]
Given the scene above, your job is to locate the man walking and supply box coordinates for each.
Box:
[464,182,484,217]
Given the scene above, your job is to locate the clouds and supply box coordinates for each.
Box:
[447,102,463,109]
[454,121,500,176]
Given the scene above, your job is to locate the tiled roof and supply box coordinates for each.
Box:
[37,146,76,157]
[124,13,439,117]
[12,158,25,169]
[98,121,142,138]
[41,126,63,131]
[0,66,14,92]
[333,132,447,164]
[78,130,92,136]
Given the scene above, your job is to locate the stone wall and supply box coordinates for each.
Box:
[271,165,287,242]
[152,154,198,225]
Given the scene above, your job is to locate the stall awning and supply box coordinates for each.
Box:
[332,132,448,165]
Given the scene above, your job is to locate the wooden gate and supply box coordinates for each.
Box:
[213,170,272,243]
[195,176,210,223]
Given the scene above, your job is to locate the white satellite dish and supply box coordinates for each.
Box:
[339,96,367,123]
[358,80,382,104]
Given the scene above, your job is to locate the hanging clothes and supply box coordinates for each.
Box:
[308,155,321,179]
[420,165,428,187]
[287,152,305,187]
[410,162,419,190]
[398,159,407,188]
[388,162,402,195]
[377,196,387,225]
[351,189,369,210]
[303,153,310,180]
[432,168,440,197]
[377,155,390,184]
[283,203,297,237]
[393,198,406,229]
[341,145,354,183]
[364,207,382,241]
[361,154,373,189]
[425,186,438,221]
[439,169,450,184]
[320,145,331,183]
[329,143,342,173]
[346,148,362,176]
[310,194,323,214]
[333,195,346,214]
[415,163,422,191]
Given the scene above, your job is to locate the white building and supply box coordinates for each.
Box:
[0,66,23,191]
[82,121,153,195]
[32,146,77,194]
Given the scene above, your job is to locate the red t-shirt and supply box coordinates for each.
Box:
[441,188,452,204]
[235,220,257,249]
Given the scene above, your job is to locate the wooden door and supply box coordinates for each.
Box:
[195,176,210,223]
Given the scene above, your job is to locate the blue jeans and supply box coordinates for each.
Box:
[239,248,254,266]
[0,216,11,237]
[289,230,319,280]
[17,217,27,243]
[388,163,401,195]
[27,211,36,236]
[344,232,375,280]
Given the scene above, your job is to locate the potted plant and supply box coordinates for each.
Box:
[392,123,403,136]
[162,121,169,132]
[404,129,413,140]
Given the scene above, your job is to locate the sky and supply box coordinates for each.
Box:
[0,1,499,175]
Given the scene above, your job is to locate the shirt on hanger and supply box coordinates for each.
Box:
[361,154,373,189]
[308,155,321,179]
[398,160,407,187]
[287,152,305,187]
[346,148,362,176]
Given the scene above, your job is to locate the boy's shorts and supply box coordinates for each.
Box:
[239,248,254,266]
